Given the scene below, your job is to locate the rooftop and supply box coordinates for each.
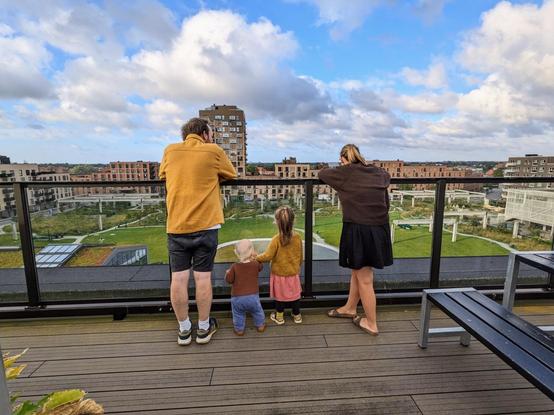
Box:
[4,302,554,413]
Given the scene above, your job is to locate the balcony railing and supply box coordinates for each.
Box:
[0,176,552,317]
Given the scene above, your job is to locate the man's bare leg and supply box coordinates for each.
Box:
[194,271,212,322]
[171,269,190,321]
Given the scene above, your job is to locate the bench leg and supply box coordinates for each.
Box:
[503,252,519,311]
[418,291,432,349]
[460,331,471,347]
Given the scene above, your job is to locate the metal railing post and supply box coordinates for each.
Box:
[304,180,313,297]
[429,180,447,289]
[13,182,41,307]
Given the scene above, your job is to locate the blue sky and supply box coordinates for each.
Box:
[0,0,552,163]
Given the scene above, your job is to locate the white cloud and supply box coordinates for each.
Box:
[20,1,123,58]
[401,61,448,89]
[105,0,178,50]
[0,34,52,99]
[383,90,458,114]
[292,0,382,40]
[134,10,331,121]
[454,1,554,126]
[145,99,184,129]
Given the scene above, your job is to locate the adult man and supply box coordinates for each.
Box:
[160,118,237,345]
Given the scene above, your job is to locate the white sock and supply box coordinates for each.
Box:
[179,318,191,332]
[198,318,210,331]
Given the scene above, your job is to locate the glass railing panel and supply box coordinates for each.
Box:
[30,183,168,301]
[311,182,436,292]
[0,183,27,303]
[217,183,306,296]
[439,181,552,288]
[386,183,437,290]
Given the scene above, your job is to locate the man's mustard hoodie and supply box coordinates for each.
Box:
[159,134,237,234]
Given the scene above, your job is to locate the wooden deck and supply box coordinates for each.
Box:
[2,301,554,414]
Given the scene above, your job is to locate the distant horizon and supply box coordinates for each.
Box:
[4,157,509,166]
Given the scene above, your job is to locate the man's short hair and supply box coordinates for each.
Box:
[181,118,210,140]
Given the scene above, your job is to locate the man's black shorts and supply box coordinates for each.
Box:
[167,230,218,272]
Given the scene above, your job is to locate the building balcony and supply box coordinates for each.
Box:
[1,177,553,413]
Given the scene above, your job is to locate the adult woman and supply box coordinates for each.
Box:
[318,144,393,335]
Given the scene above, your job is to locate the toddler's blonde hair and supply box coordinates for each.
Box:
[234,239,254,262]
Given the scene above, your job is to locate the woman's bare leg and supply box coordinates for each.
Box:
[335,270,360,315]
[356,266,379,333]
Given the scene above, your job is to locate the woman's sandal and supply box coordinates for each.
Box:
[352,316,379,336]
[327,308,357,319]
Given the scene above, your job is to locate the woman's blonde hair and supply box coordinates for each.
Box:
[275,206,295,246]
[340,144,368,166]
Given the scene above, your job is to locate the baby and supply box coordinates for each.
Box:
[225,239,266,335]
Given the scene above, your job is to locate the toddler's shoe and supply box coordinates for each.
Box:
[292,313,303,324]
[270,312,285,325]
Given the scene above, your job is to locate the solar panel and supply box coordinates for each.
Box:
[36,244,82,268]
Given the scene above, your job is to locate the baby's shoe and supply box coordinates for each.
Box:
[292,313,302,324]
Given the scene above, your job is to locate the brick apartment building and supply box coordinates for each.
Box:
[199,105,247,178]
[71,161,160,195]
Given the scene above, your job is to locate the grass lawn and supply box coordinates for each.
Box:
[0,234,19,247]
[313,213,508,257]
[81,217,281,264]
[66,247,113,267]
[0,251,23,268]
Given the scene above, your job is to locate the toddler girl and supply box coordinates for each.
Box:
[256,206,303,324]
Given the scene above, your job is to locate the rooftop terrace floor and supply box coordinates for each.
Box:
[2,301,554,414]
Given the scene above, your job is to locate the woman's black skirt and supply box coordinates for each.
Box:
[339,222,393,270]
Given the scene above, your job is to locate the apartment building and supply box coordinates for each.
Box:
[71,161,160,195]
[35,171,73,201]
[504,154,554,189]
[199,105,247,177]
[0,155,10,164]
[402,164,468,190]
[0,163,56,217]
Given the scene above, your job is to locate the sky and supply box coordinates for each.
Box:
[0,0,553,163]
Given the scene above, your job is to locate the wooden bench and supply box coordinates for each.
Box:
[418,288,554,400]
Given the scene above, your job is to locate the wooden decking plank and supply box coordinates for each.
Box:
[31,342,489,376]
[12,335,327,362]
[49,371,533,413]
[9,368,213,397]
[413,388,554,414]
[108,396,421,414]
[0,320,415,348]
[411,314,554,329]
[211,354,509,386]
[324,330,454,347]
[0,311,422,336]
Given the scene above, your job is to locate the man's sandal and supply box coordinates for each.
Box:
[352,316,379,336]
[327,308,357,319]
